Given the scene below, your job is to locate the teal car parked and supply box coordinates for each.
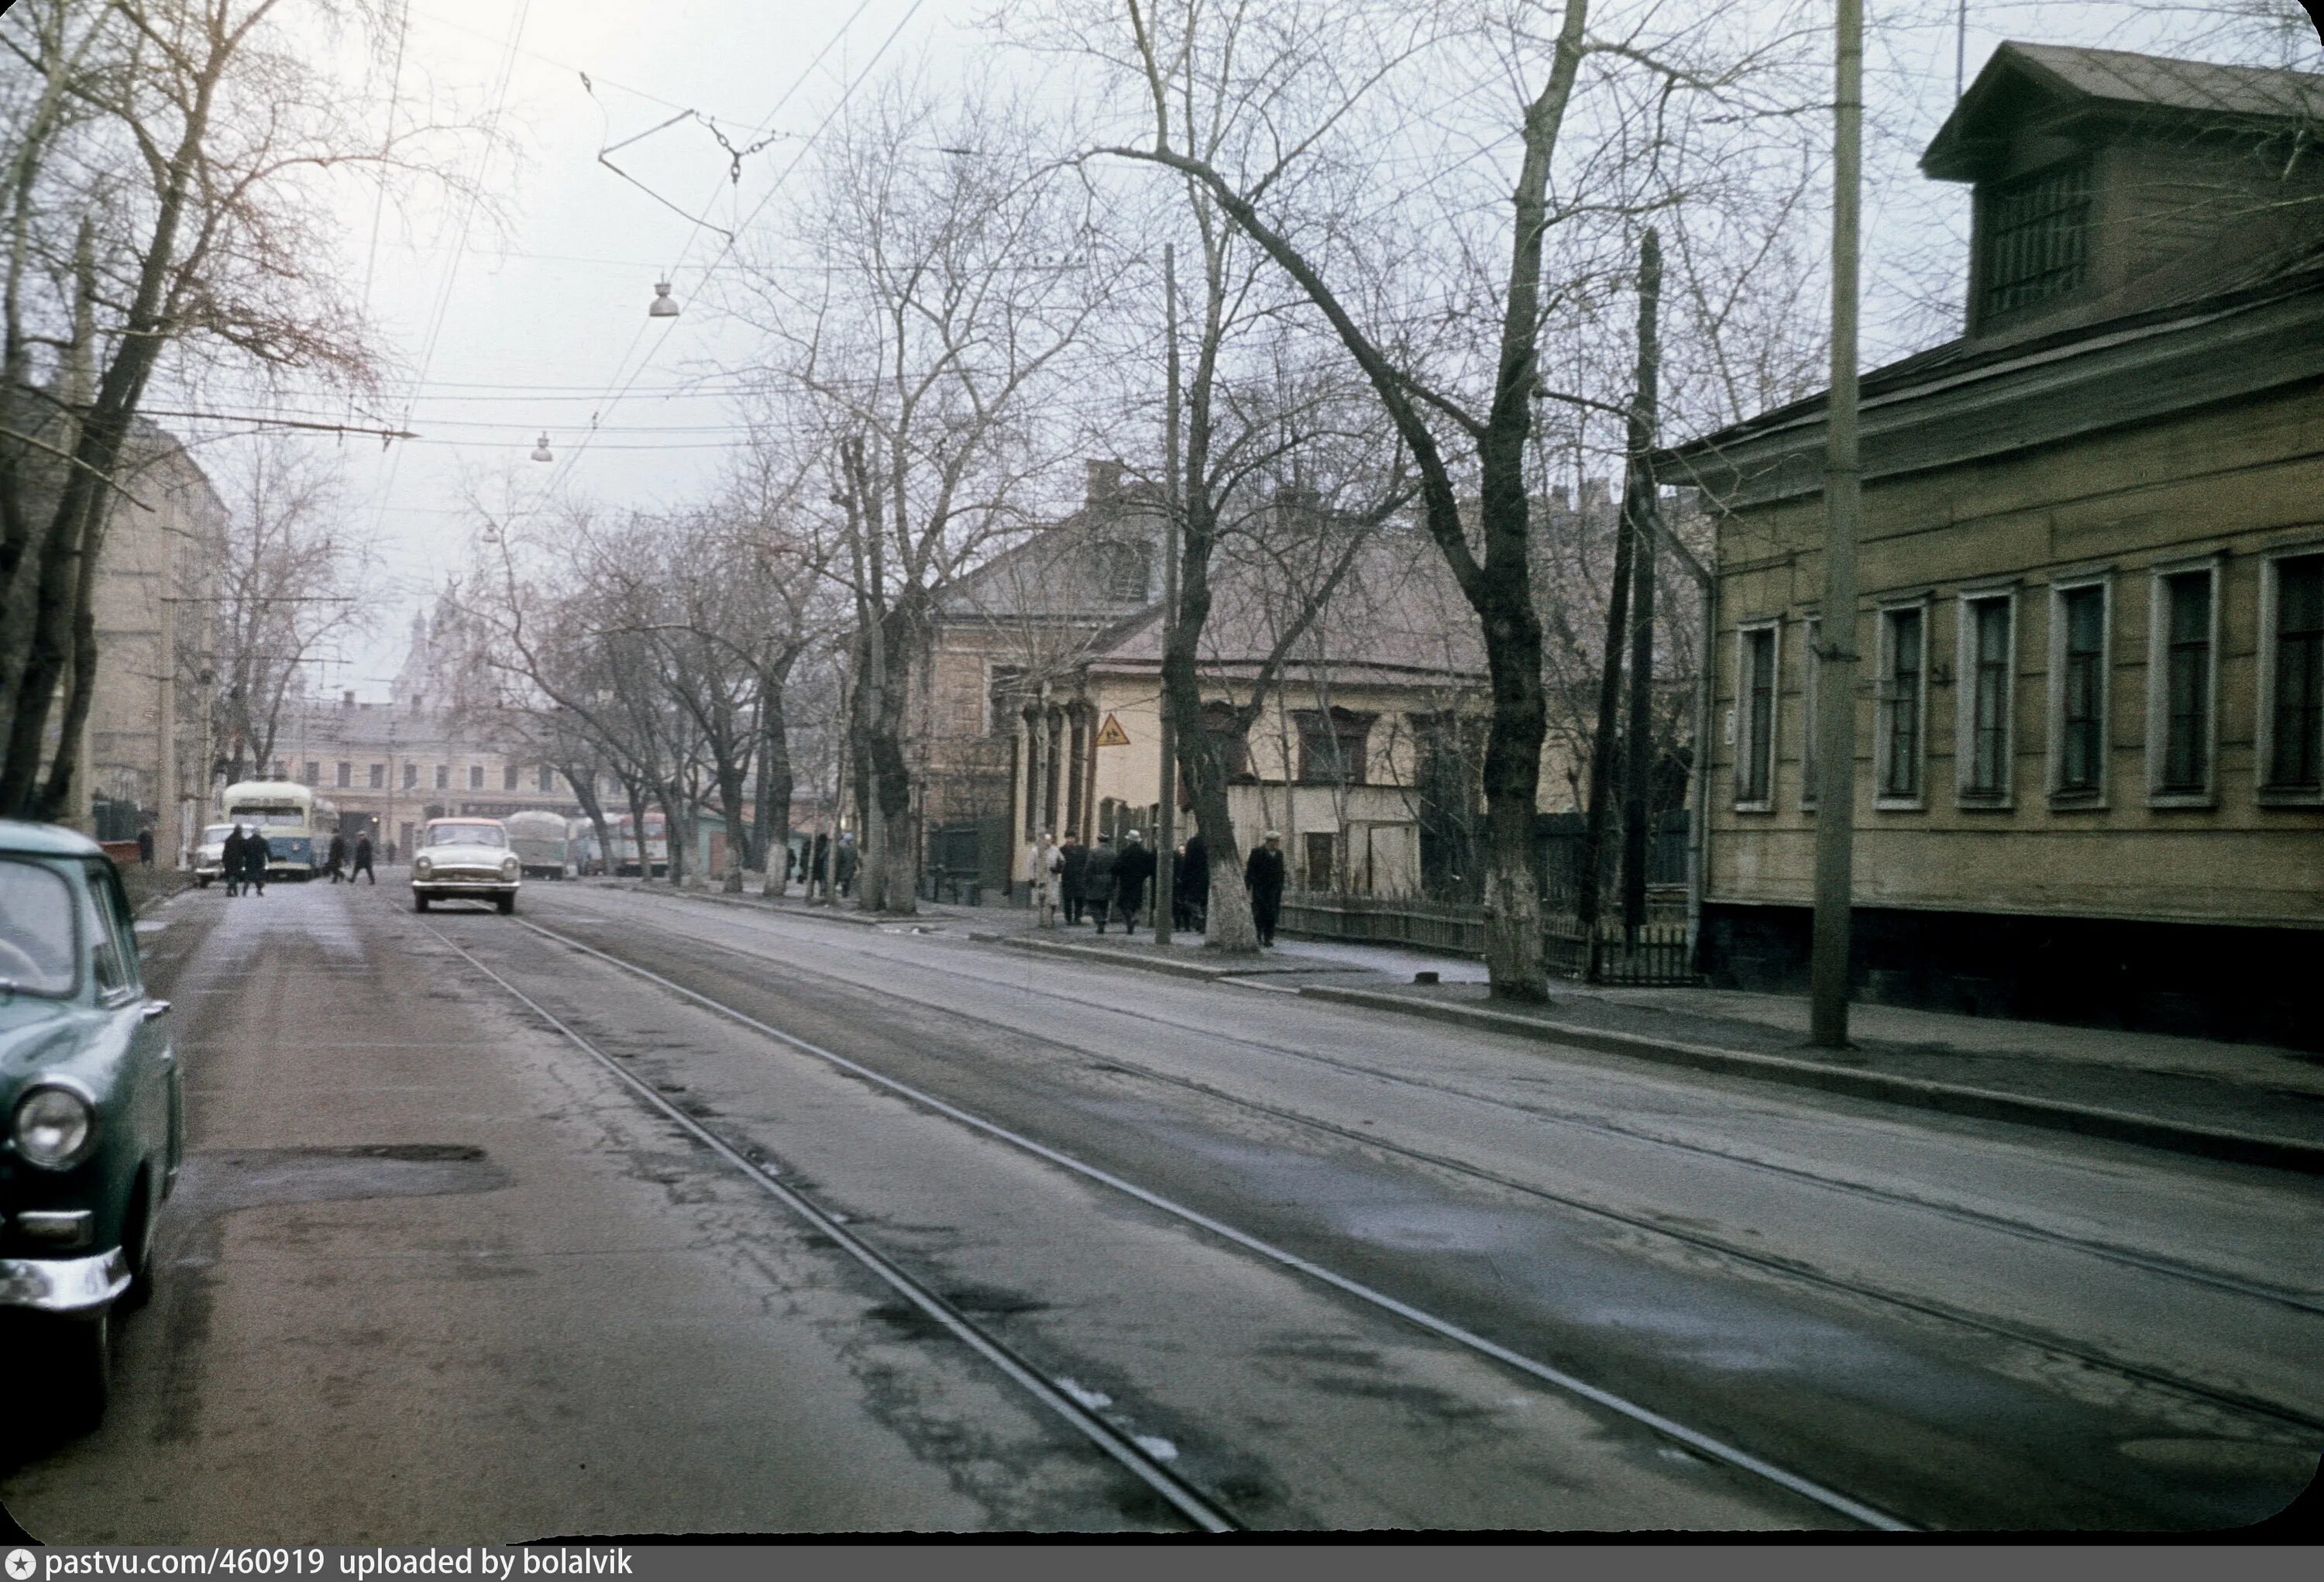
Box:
[0,820,181,1427]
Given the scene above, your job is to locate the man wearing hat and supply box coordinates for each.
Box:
[1244,830,1286,947]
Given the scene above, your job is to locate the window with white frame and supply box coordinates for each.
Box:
[2051,578,2109,800]
[1800,616,1821,809]
[1876,603,1928,804]
[1958,593,2014,803]
[2149,566,2218,800]
[2262,552,2324,795]
[1734,623,1779,809]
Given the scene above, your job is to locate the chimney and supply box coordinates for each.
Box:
[1085,458,1124,504]
[342,690,356,708]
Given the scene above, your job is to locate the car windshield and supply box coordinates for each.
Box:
[428,824,506,849]
[0,860,76,996]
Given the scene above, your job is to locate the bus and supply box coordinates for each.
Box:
[610,811,667,877]
[568,817,603,877]
[219,780,318,879]
[504,810,572,879]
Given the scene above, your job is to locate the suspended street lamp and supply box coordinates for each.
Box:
[531,432,553,463]
[648,279,680,318]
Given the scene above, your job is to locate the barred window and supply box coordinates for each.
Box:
[1978,160,2090,321]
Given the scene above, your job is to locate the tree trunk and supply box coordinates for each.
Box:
[1620,231,1664,941]
[760,686,793,901]
[855,605,919,915]
[566,764,614,877]
[1576,481,1635,944]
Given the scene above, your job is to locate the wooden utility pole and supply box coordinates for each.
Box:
[1620,229,1663,941]
[1809,0,1865,1047]
[1155,243,1181,944]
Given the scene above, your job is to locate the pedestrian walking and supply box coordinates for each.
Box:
[834,832,858,897]
[351,833,376,885]
[136,825,154,866]
[240,826,270,896]
[1245,831,1286,947]
[222,824,248,898]
[326,831,349,883]
[1057,831,1088,924]
[1176,831,1208,932]
[810,832,830,899]
[1083,835,1119,933]
[1024,832,1064,928]
[1115,829,1156,931]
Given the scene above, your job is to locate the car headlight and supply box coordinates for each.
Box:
[414,855,434,877]
[12,1086,97,1171]
[501,857,521,879]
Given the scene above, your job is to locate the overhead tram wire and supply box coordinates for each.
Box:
[365,0,533,544]
[544,0,927,497]
[538,0,884,497]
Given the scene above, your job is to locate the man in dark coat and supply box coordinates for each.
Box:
[222,824,248,898]
[1057,832,1089,924]
[834,833,858,897]
[1082,835,1118,933]
[1244,830,1286,947]
[241,826,270,896]
[1113,830,1156,932]
[351,832,376,885]
[326,831,349,882]
[1174,831,1208,930]
[810,832,830,896]
[136,825,154,866]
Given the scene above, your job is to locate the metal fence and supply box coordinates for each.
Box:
[1284,889,1700,987]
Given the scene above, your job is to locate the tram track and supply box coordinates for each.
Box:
[573,889,2324,1320]
[425,910,1915,1530]
[513,904,2324,1452]
[418,920,1242,1535]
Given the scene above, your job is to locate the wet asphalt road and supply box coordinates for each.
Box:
[5,875,2320,1535]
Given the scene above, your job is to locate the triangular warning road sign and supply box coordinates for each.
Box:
[1095,712,1131,748]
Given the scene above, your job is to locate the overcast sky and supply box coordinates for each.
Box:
[167,0,2315,700]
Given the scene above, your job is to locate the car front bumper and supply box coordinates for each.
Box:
[412,875,520,897]
[0,1247,129,1314]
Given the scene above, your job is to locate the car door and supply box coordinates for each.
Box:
[84,862,177,1193]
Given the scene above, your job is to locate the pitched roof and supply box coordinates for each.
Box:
[1923,42,2324,180]
[1092,526,1487,689]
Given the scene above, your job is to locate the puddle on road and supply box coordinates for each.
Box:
[170,1144,509,1216]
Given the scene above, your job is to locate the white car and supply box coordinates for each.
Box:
[410,818,521,914]
[191,824,236,887]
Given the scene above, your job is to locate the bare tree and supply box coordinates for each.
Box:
[208,435,367,784]
[0,0,488,818]
[729,74,1110,913]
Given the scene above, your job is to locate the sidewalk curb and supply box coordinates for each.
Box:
[607,881,957,930]
[1298,985,2324,1176]
[993,934,1255,979]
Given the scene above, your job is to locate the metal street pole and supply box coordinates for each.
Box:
[1809,0,1864,1047]
[1155,242,1182,945]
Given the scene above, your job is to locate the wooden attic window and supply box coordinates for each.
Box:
[1978,158,2092,321]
